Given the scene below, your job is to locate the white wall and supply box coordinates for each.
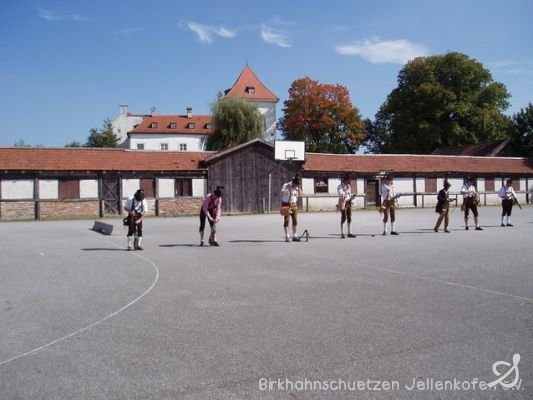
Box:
[111,108,145,146]
[80,179,98,199]
[251,100,277,141]
[302,178,314,195]
[158,178,175,198]
[192,178,206,197]
[328,178,341,195]
[129,134,207,151]
[1,180,34,199]
[39,180,58,199]
[122,179,140,198]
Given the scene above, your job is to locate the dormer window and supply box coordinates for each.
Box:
[150,122,158,128]
[170,123,177,129]
[246,86,255,94]
[205,123,212,129]
[188,123,195,129]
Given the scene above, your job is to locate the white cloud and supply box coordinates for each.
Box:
[38,7,88,22]
[185,21,236,44]
[260,24,291,48]
[335,37,428,64]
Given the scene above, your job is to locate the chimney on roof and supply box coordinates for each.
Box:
[119,105,128,115]
[187,107,192,118]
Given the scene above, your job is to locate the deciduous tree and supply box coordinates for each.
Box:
[511,102,533,156]
[279,77,365,154]
[206,96,264,151]
[365,52,511,154]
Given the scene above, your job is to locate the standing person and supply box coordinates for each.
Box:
[434,180,456,233]
[199,187,223,246]
[380,175,399,235]
[280,174,302,242]
[124,189,148,250]
[337,174,356,238]
[460,177,483,231]
[498,179,516,227]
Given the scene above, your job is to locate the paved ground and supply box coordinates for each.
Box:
[0,205,532,399]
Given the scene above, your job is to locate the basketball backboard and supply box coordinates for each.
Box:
[274,141,305,161]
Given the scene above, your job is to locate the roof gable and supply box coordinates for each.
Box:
[431,139,520,157]
[224,66,278,102]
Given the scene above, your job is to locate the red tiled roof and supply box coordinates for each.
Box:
[431,139,518,157]
[130,115,213,135]
[304,153,533,175]
[225,66,279,102]
[0,148,211,172]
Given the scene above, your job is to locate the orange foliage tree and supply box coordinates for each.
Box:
[279,77,365,153]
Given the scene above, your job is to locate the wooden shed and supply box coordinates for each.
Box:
[203,139,304,213]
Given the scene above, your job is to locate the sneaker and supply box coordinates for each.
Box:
[127,246,133,251]
[292,237,301,242]
[136,245,144,251]
[285,237,290,242]
[391,231,399,235]
[465,226,469,230]
[212,241,219,247]
[382,231,387,236]
[200,240,204,247]
[506,224,514,227]
[347,233,356,238]
[444,230,451,233]
[501,223,505,227]
[434,227,438,232]
[341,234,346,239]
[475,226,483,231]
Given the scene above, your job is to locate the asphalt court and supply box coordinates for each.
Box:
[0,205,532,399]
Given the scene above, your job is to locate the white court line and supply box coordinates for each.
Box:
[0,243,159,367]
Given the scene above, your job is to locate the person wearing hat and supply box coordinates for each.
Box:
[460,177,483,230]
[498,179,517,227]
[124,189,148,250]
[280,174,302,242]
[199,186,223,246]
[337,174,356,238]
[434,180,456,233]
[380,175,400,235]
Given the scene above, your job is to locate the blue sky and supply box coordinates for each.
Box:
[1,0,532,147]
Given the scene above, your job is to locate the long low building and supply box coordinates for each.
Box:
[0,141,532,220]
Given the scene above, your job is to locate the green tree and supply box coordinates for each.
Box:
[65,140,82,147]
[279,77,365,153]
[206,96,264,150]
[510,103,533,156]
[365,52,512,154]
[85,119,119,148]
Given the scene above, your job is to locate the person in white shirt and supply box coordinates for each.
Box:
[460,177,482,231]
[380,175,399,235]
[280,174,302,242]
[498,179,516,227]
[124,189,148,250]
[337,174,356,238]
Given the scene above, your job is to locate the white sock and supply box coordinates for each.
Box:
[137,237,142,246]
[127,236,133,248]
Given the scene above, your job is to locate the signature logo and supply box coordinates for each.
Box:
[487,353,521,389]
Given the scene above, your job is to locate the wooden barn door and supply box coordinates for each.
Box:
[102,177,121,215]
[366,180,379,207]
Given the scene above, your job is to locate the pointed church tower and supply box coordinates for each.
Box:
[225,65,279,141]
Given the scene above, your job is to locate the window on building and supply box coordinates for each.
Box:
[179,143,187,151]
[425,177,437,193]
[140,178,155,198]
[160,143,168,151]
[170,123,177,129]
[314,178,328,193]
[59,179,80,200]
[175,178,192,197]
[137,143,144,150]
[246,86,255,94]
[205,123,212,129]
[150,122,158,128]
[188,123,195,129]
